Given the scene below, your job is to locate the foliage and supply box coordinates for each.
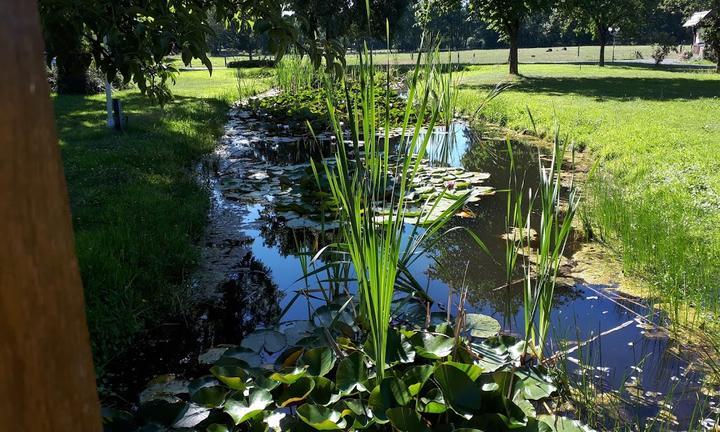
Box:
[102,306,582,431]
[650,41,678,65]
[469,0,546,74]
[555,0,648,66]
[227,59,276,68]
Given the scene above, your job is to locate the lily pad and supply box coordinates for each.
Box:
[224,389,273,425]
[296,404,347,430]
[241,329,287,353]
[465,313,501,339]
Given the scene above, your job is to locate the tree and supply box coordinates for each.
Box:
[662,0,720,72]
[557,0,647,66]
[470,0,545,74]
[38,0,292,101]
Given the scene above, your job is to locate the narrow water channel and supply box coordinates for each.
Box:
[102,104,719,430]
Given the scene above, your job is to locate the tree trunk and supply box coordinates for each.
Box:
[508,23,520,75]
[597,23,607,67]
[0,1,102,430]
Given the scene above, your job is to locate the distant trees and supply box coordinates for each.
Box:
[556,0,647,66]
[470,0,547,74]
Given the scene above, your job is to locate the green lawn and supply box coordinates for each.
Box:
[455,63,720,314]
[55,67,272,367]
[347,45,665,65]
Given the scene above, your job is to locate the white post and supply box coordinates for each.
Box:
[104,35,114,129]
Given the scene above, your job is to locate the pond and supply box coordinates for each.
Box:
[102,103,719,431]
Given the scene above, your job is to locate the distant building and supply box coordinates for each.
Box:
[683,10,714,58]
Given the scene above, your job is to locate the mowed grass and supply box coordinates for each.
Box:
[55,68,272,367]
[346,45,660,65]
[456,63,720,316]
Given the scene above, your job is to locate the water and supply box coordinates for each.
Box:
[102,110,718,430]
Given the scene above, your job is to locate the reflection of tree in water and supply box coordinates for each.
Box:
[203,252,284,341]
[258,206,341,257]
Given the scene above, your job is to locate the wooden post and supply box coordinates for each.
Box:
[0,1,102,431]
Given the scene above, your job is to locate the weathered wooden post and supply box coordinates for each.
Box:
[0,0,102,430]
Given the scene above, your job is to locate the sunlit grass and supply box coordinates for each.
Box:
[456,62,720,319]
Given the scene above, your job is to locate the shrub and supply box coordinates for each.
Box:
[227,59,276,68]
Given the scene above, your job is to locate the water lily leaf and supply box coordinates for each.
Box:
[444,361,484,381]
[402,365,434,397]
[465,313,501,338]
[296,404,347,430]
[139,375,189,404]
[280,320,317,346]
[270,366,308,384]
[172,403,211,428]
[538,415,597,432]
[410,332,454,359]
[198,347,229,365]
[217,346,262,368]
[368,379,394,424]
[364,328,415,364]
[137,399,186,425]
[241,329,287,353]
[101,407,136,432]
[434,363,483,418]
[224,389,273,425]
[336,351,369,393]
[386,407,430,432]
[417,387,447,414]
[206,425,230,432]
[300,346,336,377]
[278,376,315,407]
[210,365,249,391]
[310,376,340,406]
[515,368,557,401]
[188,376,229,408]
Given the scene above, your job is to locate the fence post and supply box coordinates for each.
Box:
[0,1,102,430]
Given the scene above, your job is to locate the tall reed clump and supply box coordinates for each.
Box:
[516,126,579,358]
[275,55,317,93]
[315,31,471,378]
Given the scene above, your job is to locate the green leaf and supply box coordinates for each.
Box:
[410,332,454,359]
[434,363,483,418]
[444,361,484,381]
[310,376,340,406]
[538,415,597,432]
[515,368,557,401]
[296,404,347,430]
[300,346,336,377]
[278,376,315,407]
[464,313,501,338]
[336,351,369,393]
[217,346,262,368]
[224,389,273,425]
[417,387,447,414]
[241,329,287,353]
[402,365,434,397]
[210,365,249,391]
[269,366,308,384]
[386,407,430,432]
[368,379,393,424]
[206,425,230,432]
[188,376,228,408]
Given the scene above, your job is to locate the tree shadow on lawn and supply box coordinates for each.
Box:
[460,73,720,101]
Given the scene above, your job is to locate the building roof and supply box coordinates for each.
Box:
[683,10,712,27]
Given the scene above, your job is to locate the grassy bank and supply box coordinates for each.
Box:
[55,68,272,367]
[456,63,720,317]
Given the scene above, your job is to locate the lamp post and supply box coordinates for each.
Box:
[608,26,620,62]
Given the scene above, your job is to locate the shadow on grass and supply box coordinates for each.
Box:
[460,73,720,101]
[53,91,231,366]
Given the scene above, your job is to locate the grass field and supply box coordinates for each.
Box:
[455,63,720,315]
[55,68,272,367]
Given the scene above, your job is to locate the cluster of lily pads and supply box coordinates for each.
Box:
[103,297,594,432]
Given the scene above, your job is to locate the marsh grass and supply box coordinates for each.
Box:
[275,55,318,93]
